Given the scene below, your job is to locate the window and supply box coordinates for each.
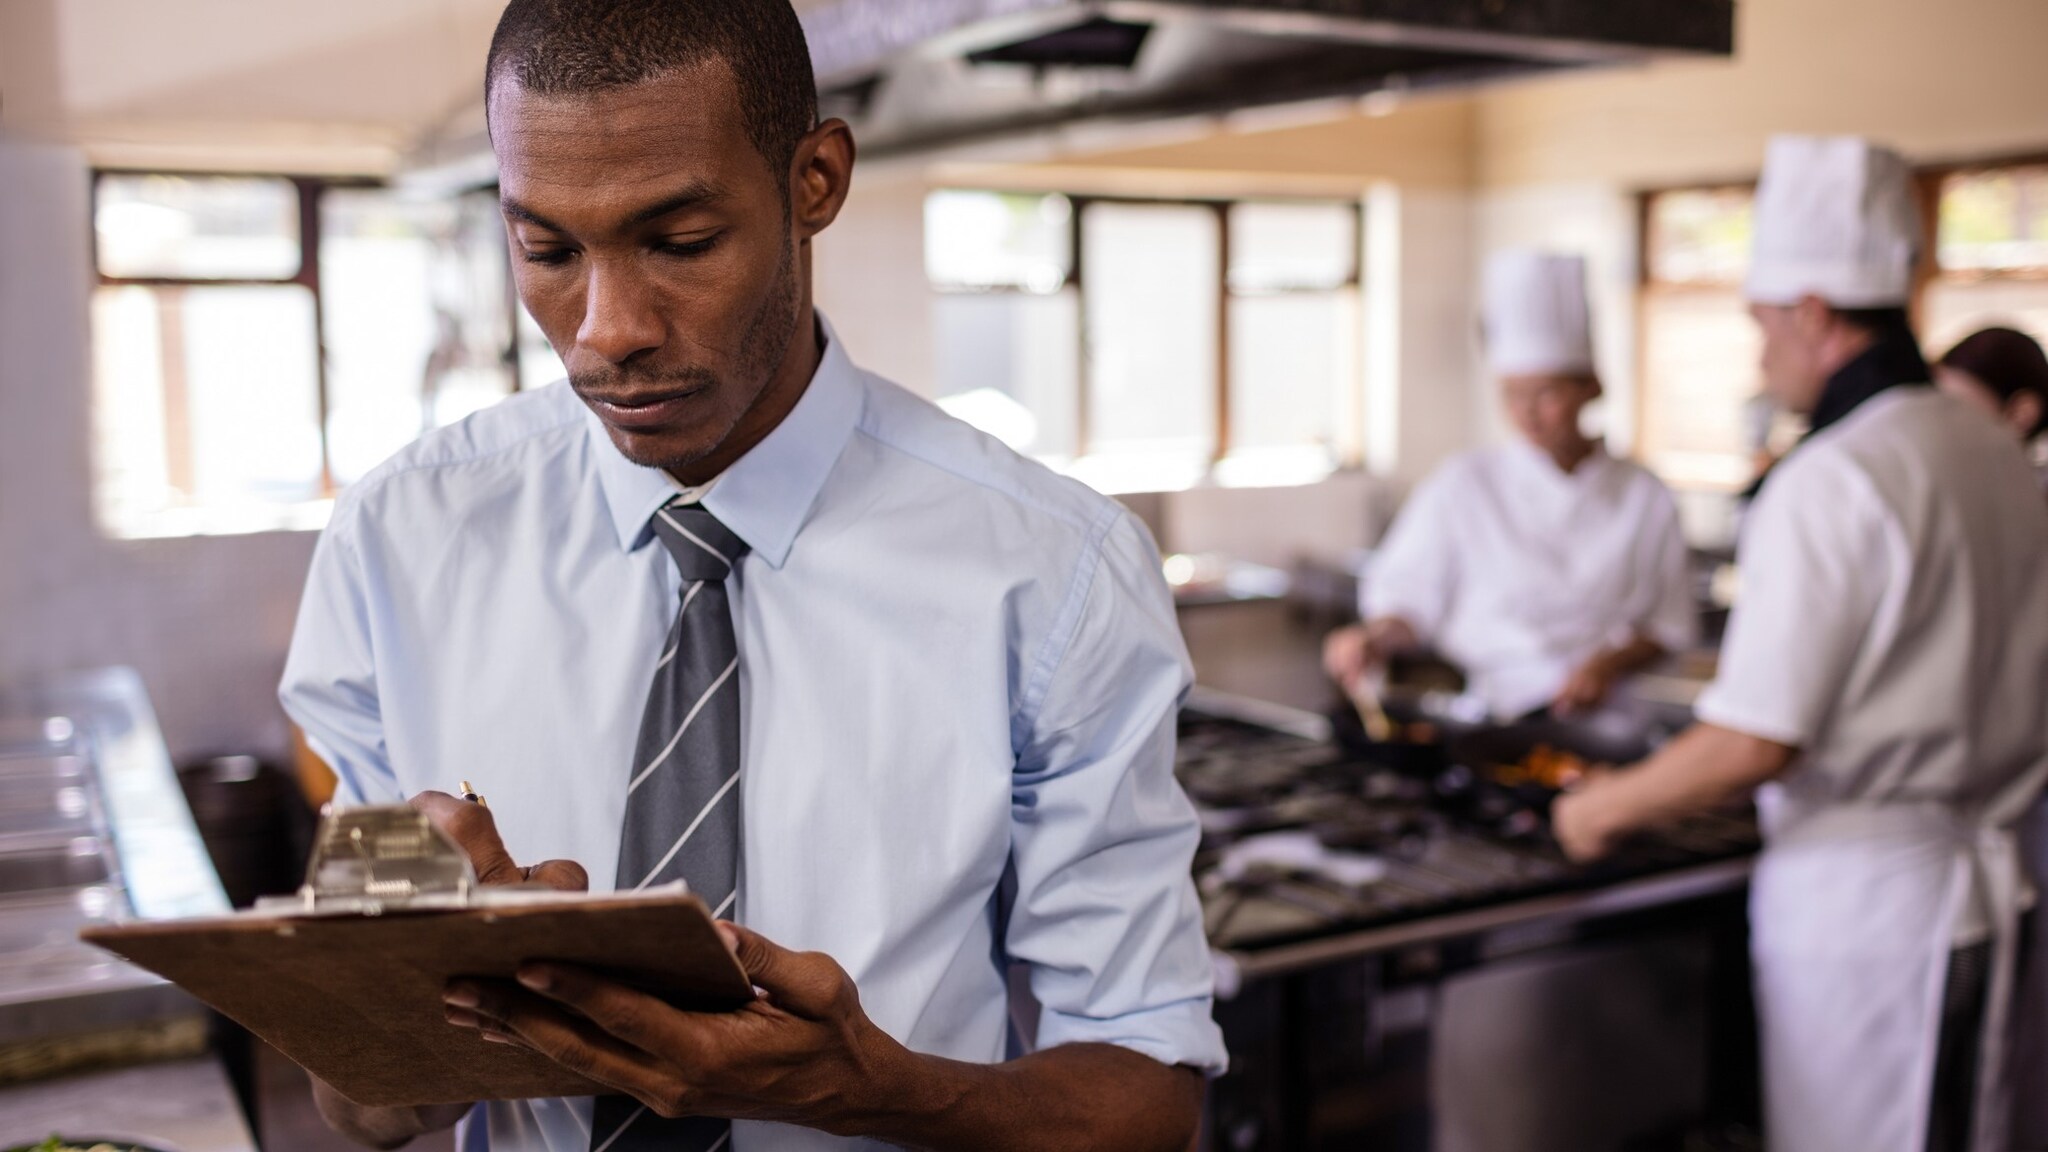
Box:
[926,191,1080,460]
[1923,163,2048,356]
[926,190,1362,494]
[1636,186,1768,491]
[90,172,559,538]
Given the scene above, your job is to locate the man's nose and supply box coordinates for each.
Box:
[577,259,665,365]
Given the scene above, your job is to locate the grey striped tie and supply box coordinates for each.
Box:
[590,500,747,1152]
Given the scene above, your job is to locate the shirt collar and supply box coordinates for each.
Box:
[587,317,864,568]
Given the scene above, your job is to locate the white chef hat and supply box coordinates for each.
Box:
[1745,134,1920,308]
[1482,249,1595,377]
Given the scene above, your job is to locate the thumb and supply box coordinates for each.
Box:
[409,790,521,886]
[718,922,849,1019]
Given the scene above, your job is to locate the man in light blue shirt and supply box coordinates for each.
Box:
[278,1,1224,1149]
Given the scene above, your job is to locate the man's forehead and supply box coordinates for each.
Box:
[489,64,755,186]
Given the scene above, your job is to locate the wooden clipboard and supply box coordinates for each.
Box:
[83,888,750,1106]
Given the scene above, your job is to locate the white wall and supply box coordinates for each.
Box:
[813,164,936,397]
[1476,0,2048,189]
[1,5,316,766]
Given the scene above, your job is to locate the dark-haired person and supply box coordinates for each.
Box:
[277,2,1222,1150]
[1938,325,2048,492]
[1554,136,2048,1152]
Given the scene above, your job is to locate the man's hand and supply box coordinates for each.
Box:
[309,793,591,1149]
[445,922,894,1130]
[1552,724,1798,863]
[1553,635,1669,718]
[1323,617,1419,688]
[1552,769,1625,862]
[409,791,589,891]
[1551,657,1617,719]
[445,923,1204,1152]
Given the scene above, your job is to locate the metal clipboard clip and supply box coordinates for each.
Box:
[254,804,627,918]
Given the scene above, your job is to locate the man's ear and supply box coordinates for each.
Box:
[789,119,857,243]
[1792,293,1836,338]
[2008,392,2045,440]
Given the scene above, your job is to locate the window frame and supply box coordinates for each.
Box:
[929,188,1366,473]
[89,169,529,511]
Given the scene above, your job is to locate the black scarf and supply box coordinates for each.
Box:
[1742,319,1930,499]
[1806,317,1931,439]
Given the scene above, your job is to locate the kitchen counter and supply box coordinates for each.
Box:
[0,669,242,1151]
[0,1056,256,1152]
[1181,687,1759,1149]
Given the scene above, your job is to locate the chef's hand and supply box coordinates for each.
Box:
[1323,617,1419,687]
[409,790,590,891]
[1552,769,1626,862]
[444,922,897,1132]
[1551,656,1617,718]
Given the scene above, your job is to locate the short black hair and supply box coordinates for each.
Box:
[486,0,818,183]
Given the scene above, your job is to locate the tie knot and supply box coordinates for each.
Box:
[651,501,748,581]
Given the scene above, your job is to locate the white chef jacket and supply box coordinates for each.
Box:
[1696,387,2048,935]
[1693,388,2048,1152]
[1363,441,1697,719]
[1696,389,2048,830]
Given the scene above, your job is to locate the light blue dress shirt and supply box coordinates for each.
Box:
[279,325,1227,1152]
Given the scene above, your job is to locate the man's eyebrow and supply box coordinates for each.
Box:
[499,183,728,234]
[500,197,564,232]
[624,182,727,226]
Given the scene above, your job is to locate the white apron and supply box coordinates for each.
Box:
[1750,795,2024,1152]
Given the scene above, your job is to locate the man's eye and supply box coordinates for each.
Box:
[521,248,575,266]
[658,236,719,258]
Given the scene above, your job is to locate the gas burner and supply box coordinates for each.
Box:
[1177,704,1758,950]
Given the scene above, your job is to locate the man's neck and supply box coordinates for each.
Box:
[1545,435,1599,474]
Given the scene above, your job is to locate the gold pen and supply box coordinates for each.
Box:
[458,780,487,807]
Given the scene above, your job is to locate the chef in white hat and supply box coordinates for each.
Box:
[1323,249,1696,721]
[1555,135,2048,1152]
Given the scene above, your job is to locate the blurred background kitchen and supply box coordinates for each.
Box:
[2,1,2047,1150]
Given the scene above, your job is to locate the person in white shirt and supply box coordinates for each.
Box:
[1554,135,2048,1152]
[1323,250,1697,721]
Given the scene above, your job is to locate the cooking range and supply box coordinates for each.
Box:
[1179,691,1763,1151]
[1179,695,1759,954]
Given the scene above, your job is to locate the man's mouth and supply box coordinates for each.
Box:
[584,385,709,431]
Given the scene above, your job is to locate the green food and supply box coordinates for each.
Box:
[21,1137,141,1152]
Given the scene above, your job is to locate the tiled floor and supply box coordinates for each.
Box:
[256,1043,457,1152]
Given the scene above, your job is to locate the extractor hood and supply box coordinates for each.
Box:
[801,0,1735,158]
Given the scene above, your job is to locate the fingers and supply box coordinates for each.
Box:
[525,858,591,893]
[446,980,680,1105]
[510,964,685,1056]
[409,793,589,891]
[719,923,853,1020]
[411,792,524,886]
[1322,627,1367,685]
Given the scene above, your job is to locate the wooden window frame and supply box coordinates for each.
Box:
[91,170,528,505]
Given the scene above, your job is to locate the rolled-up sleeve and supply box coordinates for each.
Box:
[1006,508,1227,1076]
[278,499,404,807]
